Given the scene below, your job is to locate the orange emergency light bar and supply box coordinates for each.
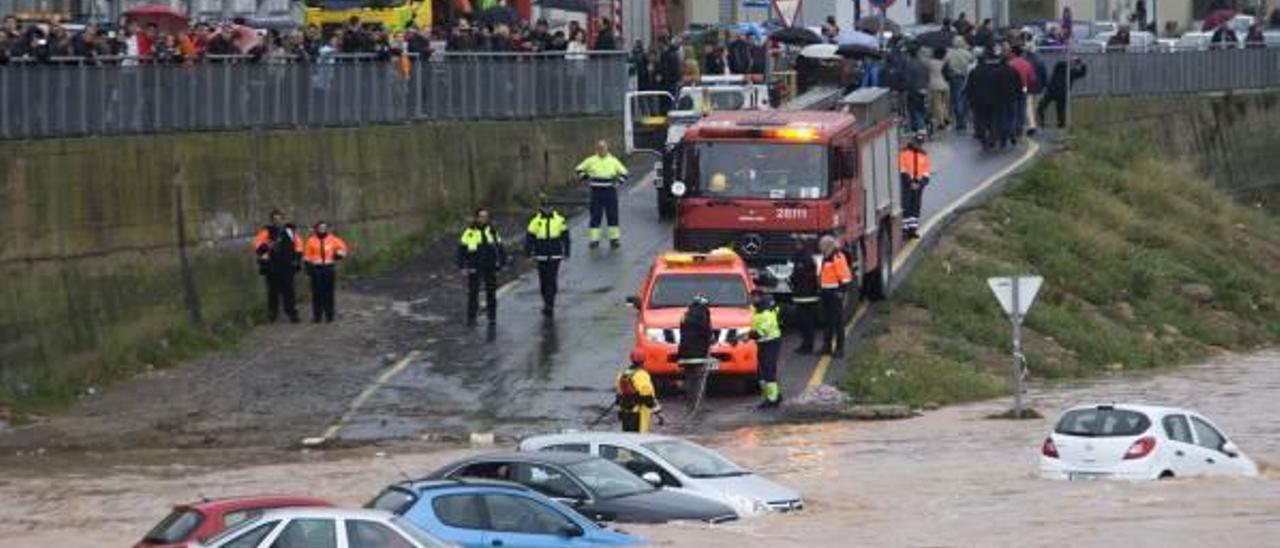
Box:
[699,125,819,141]
[661,248,739,266]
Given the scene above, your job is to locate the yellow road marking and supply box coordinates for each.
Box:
[318,350,422,442]
[802,140,1041,391]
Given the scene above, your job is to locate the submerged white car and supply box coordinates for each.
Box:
[1039,404,1259,481]
[519,432,803,517]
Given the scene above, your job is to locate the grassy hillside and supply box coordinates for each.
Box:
[844,135,1280,407]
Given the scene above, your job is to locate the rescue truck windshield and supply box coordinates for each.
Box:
[693,142,829,200]
[647,274,750,309]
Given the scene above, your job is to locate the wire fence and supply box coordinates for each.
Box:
[1042,48,1280,98]
[0,52,629,139]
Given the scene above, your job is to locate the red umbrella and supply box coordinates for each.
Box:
[1201,9,1236,31]
[123,4,189,32]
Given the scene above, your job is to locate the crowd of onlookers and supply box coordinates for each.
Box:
[0,11,626,65]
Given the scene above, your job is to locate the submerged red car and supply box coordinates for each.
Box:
[134,495,331,548]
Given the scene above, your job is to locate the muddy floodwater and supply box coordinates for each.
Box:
[2,352,1279,547]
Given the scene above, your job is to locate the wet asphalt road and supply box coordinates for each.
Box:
[339,132,1041,442]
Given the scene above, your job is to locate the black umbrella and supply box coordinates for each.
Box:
[836,43,883,59]
[915,29,954,50]
[770,26,824,46]
[536,0,594,13]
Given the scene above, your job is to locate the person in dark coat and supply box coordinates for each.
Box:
[660,36,683,95]
[994,51,1024,146]
[1037,57,1087,128]
[677,294,714,365]
[728,32,753,74]
[252,209,303,323]
[966,50,1018,149]
[594,17,617,51]
[1210,24,1239,49]
[788,239,820,354]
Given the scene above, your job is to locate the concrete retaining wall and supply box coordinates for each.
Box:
[0,119,619,398]
[1072,91,1280,206]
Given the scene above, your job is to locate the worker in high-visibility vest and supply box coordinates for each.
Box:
[456,207,507,326]
[575,140,628,250]
[616,350,661,432]
[751,289,783,408]
[302,221,349,323]
[818,235,853,357]
[525,195,571,317]
[898,132,932,239]
[252,209,304,323]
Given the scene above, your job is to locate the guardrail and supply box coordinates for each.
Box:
[1042,48,1280,98]
[0,52,629,139]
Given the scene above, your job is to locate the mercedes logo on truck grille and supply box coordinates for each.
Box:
[740,234,764,256]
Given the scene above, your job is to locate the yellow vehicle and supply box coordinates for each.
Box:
[303,1,432,33]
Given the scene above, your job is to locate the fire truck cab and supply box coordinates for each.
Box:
[670,87,902,307]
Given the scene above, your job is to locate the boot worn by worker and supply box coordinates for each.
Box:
[610,239,621,250]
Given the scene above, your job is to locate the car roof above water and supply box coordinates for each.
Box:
[521,431,679,448]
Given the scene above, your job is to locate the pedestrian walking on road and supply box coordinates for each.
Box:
[252,209,303,323]
[576,140,628,250]
[1038,57,1086,128]
[899,132,932,239]
[751,290,783,408]
[525,195,570,318]
[616,350,661,433]
[944,36,974,132]
[457,207,507,326]
[303,221,349,323]
[789,238,820,355]
[818,236,853,358]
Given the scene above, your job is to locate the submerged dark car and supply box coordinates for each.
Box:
[425,452,739,524]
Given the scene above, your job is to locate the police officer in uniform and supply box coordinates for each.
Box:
[751,289,783,408]
[899,132,932,239]
[456,207,507,326]
[788,238,820,354]
[818,235,853,357]
[252,209,304,323]
[575,140,629,249]
[303,221,349,323]
[616,350,661,433]
[525,195,570,317]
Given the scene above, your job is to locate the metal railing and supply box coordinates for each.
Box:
[1043,48,1280,98]
[0,52,628,139]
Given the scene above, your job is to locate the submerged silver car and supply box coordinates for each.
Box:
[519,432,803,517]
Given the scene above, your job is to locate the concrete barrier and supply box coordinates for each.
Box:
[0,118,620,399]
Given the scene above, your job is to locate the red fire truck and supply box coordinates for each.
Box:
[669,87,902,307]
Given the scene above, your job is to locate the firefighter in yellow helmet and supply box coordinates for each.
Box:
[616,350,661,432]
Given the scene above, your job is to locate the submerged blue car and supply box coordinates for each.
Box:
[368,478,645,548]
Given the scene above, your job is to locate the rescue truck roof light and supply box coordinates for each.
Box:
[661,249,739,266]
[701,125,820,141]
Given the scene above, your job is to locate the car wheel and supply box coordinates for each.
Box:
[864,227,892,300]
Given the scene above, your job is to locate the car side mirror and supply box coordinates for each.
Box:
[560,524,585,538]
[641,471,663,487]
[1221,441,1239,457]
[625,295,640,309]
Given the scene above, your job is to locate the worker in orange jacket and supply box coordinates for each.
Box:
[818,235,853,357]
[252,209,304,323]
[303,221,349,323]
[899,132,932,239]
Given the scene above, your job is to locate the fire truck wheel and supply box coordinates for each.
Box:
[865,228,892,300]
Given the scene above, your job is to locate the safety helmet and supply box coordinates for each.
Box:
[629,349,645,365]
[691,293,710,305]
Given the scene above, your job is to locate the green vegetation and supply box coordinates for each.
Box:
[844,135,1280,407]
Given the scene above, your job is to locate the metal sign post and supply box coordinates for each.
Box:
[987,276,1043,417]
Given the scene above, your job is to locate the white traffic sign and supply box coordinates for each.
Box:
[987,276,1043,321]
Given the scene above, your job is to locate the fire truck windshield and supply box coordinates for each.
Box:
[693,142,828,200]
